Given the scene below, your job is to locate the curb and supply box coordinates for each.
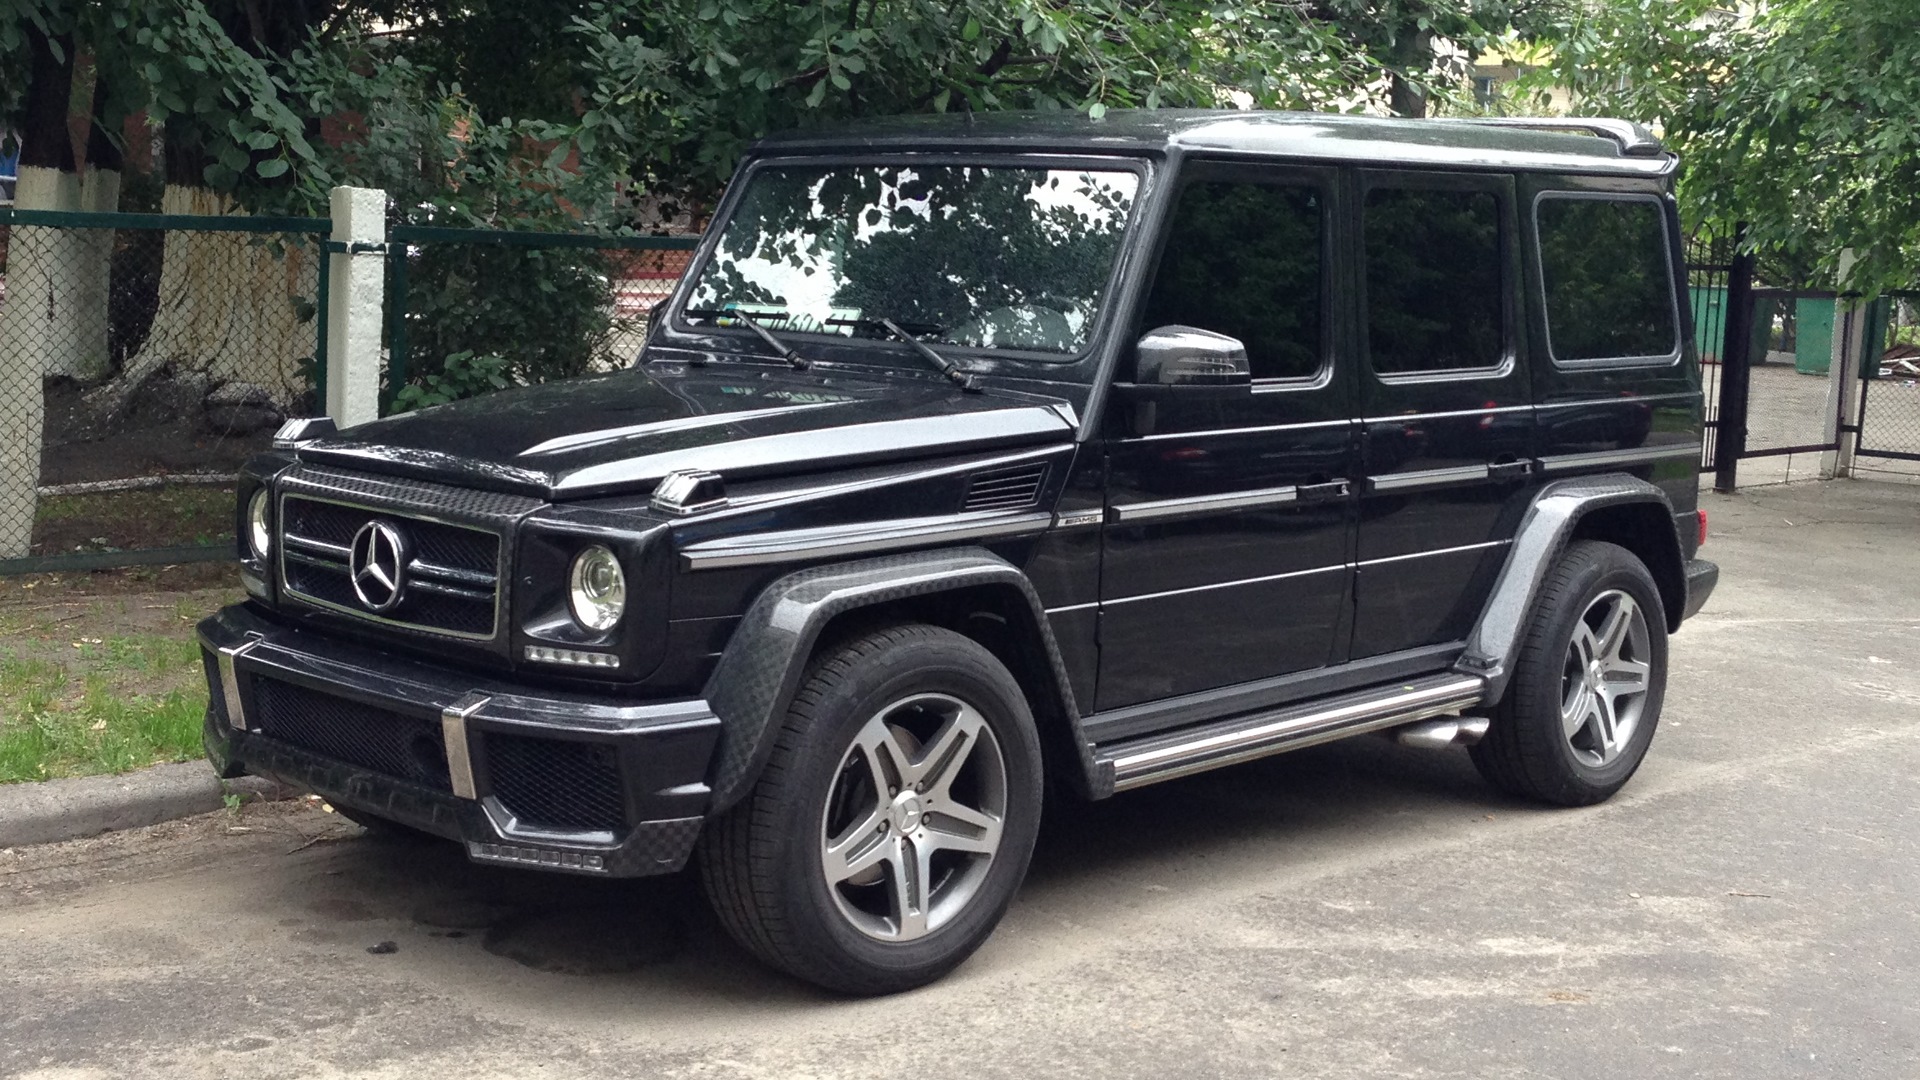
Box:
[0,762,292,849]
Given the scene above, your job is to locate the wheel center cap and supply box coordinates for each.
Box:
[890,791,924,834]
[1588,661,1605,686]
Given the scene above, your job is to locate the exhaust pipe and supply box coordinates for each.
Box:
[1392,715,1490,751]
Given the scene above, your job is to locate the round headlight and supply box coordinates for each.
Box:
[568,545,627,632]
[246,489,272,561]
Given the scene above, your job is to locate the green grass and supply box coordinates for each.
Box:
[0,635,209,783]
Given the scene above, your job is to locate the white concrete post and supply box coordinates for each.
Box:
[1822,250,1864,479]
[324,186,387,429]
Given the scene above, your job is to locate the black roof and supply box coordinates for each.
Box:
[753,109,1675,177]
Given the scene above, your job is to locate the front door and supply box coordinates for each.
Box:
[1349,169,1536,659]
[1094,161,1357,712]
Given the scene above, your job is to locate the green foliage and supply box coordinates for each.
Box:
[391,244,621,412]
[1523,0,1920,295]
[390,349,513,412]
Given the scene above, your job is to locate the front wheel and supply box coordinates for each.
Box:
[699,623,1044,994]
[1471,540,1668,806]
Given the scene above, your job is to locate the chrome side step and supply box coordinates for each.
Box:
[1094,674,1485,793]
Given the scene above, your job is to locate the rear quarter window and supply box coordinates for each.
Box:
[1534,194,1681,366]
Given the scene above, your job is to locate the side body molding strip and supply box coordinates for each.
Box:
[701,548,1090,812]
[1456,475,1678,704]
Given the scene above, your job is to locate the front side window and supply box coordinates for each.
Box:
[1535,195,1680,364]
[683,162,1140,357]
[1140,178,1324,381]
[1364,187,1505,375]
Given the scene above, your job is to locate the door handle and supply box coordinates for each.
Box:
[1487,460,1533,481]
[1296,479,1351,502]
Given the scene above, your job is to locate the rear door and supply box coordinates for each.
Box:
[1349,169,1537,660]
[1094,160,1358,712]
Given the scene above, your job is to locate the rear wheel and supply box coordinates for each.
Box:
[1471,540,1668,806]
[699,623,1044,995]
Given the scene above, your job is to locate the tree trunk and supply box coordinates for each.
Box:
[0,26,81,557]
[1387,28,1435,118]
[86,183,318,422]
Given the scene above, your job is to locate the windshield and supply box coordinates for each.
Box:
[683,162,1141,358]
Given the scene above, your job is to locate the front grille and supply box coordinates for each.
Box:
[964,463,1049,512]
[279,495,501,639]
[485,733,628,833]
[251,677,452,792]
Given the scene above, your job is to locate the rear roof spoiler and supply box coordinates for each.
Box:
[1452,117,1666,159]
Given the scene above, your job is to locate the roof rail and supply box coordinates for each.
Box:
[1452,117,1666,158]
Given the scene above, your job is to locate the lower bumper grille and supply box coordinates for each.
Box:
[251,677,453,793]
[485,734,629,833]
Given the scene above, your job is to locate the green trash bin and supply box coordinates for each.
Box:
[1795,297,1834,375]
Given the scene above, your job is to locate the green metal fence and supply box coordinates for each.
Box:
[0,207,330,574]
[383,225,697,415]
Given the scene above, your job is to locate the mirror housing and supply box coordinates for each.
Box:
[1132,325,1252,387]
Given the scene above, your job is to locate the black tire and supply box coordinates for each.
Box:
[1470,540,1669,806]
[698,623,1045,995]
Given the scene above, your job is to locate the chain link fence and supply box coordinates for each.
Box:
[1854,291,1920,473]
[0,209,329,572]
[383,226,697,414]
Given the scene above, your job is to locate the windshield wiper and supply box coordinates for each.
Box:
[874,317,978,392]
[682,307,811,371]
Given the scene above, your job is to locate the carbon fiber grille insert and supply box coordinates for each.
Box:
[201,650,229,728]
[485,733,628,833]
[251,677,453,792]
[964,463,1048,512]
[279,494,501,639]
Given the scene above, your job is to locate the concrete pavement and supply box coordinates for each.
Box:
[2,478,1917,1079]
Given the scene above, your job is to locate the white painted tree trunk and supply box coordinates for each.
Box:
[89,184,317,421]
[0,163,121,557]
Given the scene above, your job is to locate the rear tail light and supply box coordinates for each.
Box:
[1697,509,1708,547]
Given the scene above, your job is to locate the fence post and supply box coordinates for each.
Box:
[1823,249,1864,479]
[324,186,386,428]
[1712,225,1756,494]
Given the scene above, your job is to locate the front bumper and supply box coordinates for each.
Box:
[1683,557,1719,621]
[198,604,720,877]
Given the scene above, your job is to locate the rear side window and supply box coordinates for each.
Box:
[1535,195,1680,364]
[1141,179,1324,381]
[1363,187,1505,375]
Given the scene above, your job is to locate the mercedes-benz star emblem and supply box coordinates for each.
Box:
[349,520,410,613]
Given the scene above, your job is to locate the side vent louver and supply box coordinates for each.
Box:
[964,464,1048,512]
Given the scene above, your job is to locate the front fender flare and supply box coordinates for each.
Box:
[701,547,1089,812]
[1455,476,1680,705]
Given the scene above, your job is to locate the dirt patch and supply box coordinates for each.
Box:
[0,562,240,600]
[39,380,274,487]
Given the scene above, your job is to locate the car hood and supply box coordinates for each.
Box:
[295,363,1078,500]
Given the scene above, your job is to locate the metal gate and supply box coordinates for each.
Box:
[1689,228,1845,490]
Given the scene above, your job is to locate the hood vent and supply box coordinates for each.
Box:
[964,463,1049,512]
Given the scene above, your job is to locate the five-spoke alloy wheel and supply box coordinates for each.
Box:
[821,694,1008,942]
[1472,540,1669,806]
[700,623,1044,995]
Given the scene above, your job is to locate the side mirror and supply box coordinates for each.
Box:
[1133,325,1251,387]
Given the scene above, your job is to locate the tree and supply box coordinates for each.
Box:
[1527,0,1920,294]
[0,0,318,555]
[1305,0,1569,117]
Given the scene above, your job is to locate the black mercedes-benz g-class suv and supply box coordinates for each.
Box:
[200,110,1717,994]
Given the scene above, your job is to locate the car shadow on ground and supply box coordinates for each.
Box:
[279,734,1512,1001]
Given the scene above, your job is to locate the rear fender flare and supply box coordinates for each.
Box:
[1457,476,1681,705]
[701,548,1090,812]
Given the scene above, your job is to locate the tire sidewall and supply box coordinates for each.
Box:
[773,630,1044,990]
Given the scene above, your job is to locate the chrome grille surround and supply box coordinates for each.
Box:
[274,465,543,642]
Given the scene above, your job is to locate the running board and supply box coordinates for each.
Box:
[1094,674,1486,793]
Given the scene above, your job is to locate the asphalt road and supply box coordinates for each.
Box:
[4,479,1918,1079]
